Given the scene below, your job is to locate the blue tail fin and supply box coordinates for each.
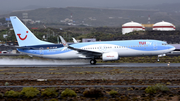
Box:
[10,16,52,47]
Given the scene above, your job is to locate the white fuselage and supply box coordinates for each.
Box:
[18,40,175,60]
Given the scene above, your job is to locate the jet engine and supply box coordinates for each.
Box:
[102,52,119,61]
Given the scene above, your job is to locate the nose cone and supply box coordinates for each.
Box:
[169,45,176,51]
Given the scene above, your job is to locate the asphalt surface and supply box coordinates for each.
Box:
[0,63,178,67]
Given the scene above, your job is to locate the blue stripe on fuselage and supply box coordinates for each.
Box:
[17,43,73,55]
[17,40,169,55]
[23,44,70,49]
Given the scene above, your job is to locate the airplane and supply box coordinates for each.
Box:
[10,16,175,65]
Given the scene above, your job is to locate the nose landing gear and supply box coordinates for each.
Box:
[157,54,166,62]
[157,58,160,62]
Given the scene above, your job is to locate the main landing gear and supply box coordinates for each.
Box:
[90,59,97,65]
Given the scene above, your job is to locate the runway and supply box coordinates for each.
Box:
[0,63,178,67]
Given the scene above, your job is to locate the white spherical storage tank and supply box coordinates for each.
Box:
[153,21,175,31]
[122,21,145,35]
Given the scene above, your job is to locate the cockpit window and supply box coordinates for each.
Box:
[162,43,167,45]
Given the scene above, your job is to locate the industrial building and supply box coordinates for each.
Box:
[122,21,145,35]
[153,21,175,31]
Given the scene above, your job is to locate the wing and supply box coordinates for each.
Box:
[59,36,102,57]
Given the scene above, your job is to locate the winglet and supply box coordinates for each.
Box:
[72,37,78,43]
[59,36,69,47]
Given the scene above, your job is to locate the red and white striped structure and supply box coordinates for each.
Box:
[153,21,175,31]
[122,21,145,35]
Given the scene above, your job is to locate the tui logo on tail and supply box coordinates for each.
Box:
[62,42,67,46]
[17,31,28,40]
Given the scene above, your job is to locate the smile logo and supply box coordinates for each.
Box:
[17,31,28,40]
[62,42,66,46]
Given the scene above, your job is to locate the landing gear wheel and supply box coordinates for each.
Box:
[90,59,96,65]
[157,58,160,62]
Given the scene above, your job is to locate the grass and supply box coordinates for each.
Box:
[20,87,40,98]
[61,88,77,97]
[41,88,58,97]
[5,90,20,97]
[109,90,118,97]
[145,83,169,94]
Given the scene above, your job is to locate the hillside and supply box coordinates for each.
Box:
[5,7,180,27]
[1,26,180,44]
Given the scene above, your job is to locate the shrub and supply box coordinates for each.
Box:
[50,98,58,101]
[154,83,169,92]
[61,88,77,97]
[145,86,157,94]
[145,83,169,94]
[0,93,3,98]
[20,87,40,98]
[109,90,118,97]
[41,88,58,97]
[5,90,20,97]
[5,82,9,86]
[83,88,104,98]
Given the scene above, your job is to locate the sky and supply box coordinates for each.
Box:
[0,0,180,12]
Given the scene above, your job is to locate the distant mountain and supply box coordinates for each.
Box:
[2,6,180,27]
[0,10,11,15]
[9,8,72,23]
[21,5,46,11]
[152,3,180,12]
[125,3,180,12]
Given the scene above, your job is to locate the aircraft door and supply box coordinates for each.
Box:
[99,46,102,52]
[99,46,106,52]
[153,42,157,50]
[39,47,44,55]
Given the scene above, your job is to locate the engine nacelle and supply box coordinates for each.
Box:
[102,52,119,61]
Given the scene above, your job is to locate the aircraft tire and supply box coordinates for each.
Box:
[90,59,96,65]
